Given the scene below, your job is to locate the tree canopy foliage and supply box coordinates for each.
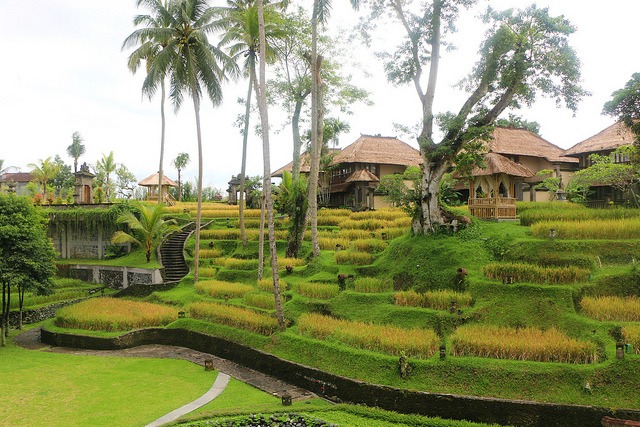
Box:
[603,72,640,146]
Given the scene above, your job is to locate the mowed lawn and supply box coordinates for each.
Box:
[1,331,215,427]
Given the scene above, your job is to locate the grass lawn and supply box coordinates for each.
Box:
[57,248,161,269]
[1,328,213,427]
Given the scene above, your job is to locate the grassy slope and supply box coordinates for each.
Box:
[1,328,213,427]
[47,204,640,412]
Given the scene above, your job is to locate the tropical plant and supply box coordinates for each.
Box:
[307,0,361,257]
[122,0,174,205]
[361,2,587,233]
[66,131,86,173]
[28,157,61,203]
[172,152,190,201]
[111,201,178,262]
[94,151,118,200]
[274,170,308,257]
[603,72,640,147]
[0,194,56,341]
[216,0,286,249]
[134,0,237,281]
[255,0,285,330]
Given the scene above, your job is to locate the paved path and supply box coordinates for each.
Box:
[145,372,231,427]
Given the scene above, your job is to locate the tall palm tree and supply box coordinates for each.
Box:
[256,0,285,330]
[111,201,178,262]
[307,0,360,257]
[28,158,61,202]
[142,0,237,282]
[66,131,86,173]
[172,152,190,201]
[122,0,173,205]
[216,0,285,248]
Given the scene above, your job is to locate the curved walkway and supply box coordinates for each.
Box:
[145,372,230,427]
[15,328,316,413]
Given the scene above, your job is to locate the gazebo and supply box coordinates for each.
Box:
[464,153,534,219]
[138,173,178,205]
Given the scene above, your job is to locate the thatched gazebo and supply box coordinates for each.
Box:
[465,152,534,219]
[138,173,178,204]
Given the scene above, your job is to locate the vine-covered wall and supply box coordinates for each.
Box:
[45,205,129,259]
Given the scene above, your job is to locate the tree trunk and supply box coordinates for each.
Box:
[240,66,256,249]
[158,79,166,205]
[416,161,449,234]
[1,282,6,346]
[177,168,182,201]
[257,0,285,331]
[191,91,204,283]
[258,193,265,281]
[18,284,25,330]
[308,6,323,257]
[4,283,10,338]
[291,99,304,181]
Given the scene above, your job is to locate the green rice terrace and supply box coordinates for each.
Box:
[6,201,640,426]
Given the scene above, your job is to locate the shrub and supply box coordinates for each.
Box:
[335,250,373,265]
[195,280,254,299]
[338,218,386,231]
[519,206,640,226]
[338,229,375,240]
[351,208,407,221]
[354,277,393,293]
[394,290,473,311]
[352,238,388,253]
[531,219,640,240]
[198,267,217,278]
[450,324,599,364]
[223,258,260,270]
[257,279,288,292]
[295,283,340,299]
[10,290,88,310]
[189,302,279,335]
[277,257,306,268]
[200,229,241,240]
[318,237,350,250]
[297,313,439,358]
[483,262,590,284]
[55,298,177,332]
[580,296,640,321]
[622,325,640,354]
[243,292,276,310]
[198,248,223,258]
[382,227,408,240]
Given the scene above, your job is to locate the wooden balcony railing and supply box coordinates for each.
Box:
[468,197,517,219]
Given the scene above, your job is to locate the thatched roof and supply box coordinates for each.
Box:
[0,172,34,183]
[138,173,177,187]
[345,169,380,183]
[271,149,341,178]
[488,127,578,164]
[564,122,634,157]
[331,134,422,167]
[472,153,534,177]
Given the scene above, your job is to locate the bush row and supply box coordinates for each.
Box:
[580,296,640,321]
[394,290,473,311]
[483,262,590,284]
[450,324,599,364]
[297,313,439,358]
[531,219,640,240]
[189,302,278,335]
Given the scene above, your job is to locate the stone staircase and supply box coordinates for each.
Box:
[159,222,196,283]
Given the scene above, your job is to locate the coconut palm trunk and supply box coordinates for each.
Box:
[192,89,204,283]
[158,79,166,204]
[239,69,254,248]
[256,0,285,330]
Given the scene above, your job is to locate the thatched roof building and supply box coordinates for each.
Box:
[138,173,178,187]
[468,152,534,178]
[564,122,634,157]
[330,134,422,167]
[488,127,577,164]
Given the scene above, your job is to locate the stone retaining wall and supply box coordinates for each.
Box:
[40,327,640,427]
[9,298,90,327]
[57,264,164,289]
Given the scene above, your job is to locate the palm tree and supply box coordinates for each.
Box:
[28,158,61,202]
[256,0,285,330]
[172,152,190,201]
[111,201,178,262]
[307,0,360,257]
[95,151,117,200]
[142,0,237,282]
[216,0,285,248]
[66,131,86,173]
[122,0,174,205]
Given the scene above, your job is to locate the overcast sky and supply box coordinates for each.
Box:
[1,0,638,192]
